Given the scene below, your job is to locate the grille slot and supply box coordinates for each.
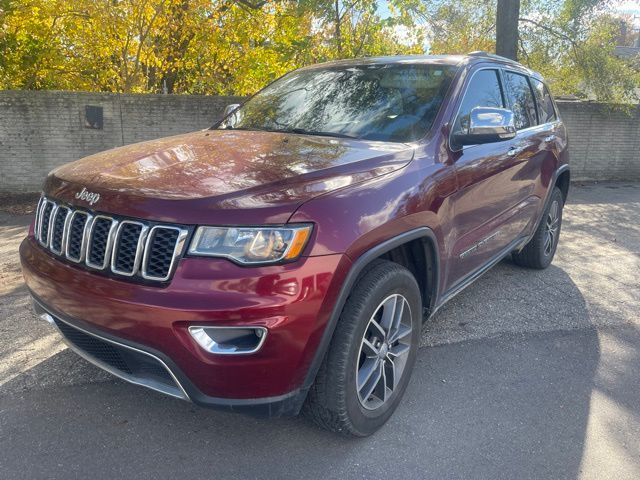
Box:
[38,200,55,246]
[50,206,70,254]
[34,196,44,241]
[66,211,90,262]
[86,216,117,269]
[142,226,186,281]
[112,221,146,276]
[35,196,187,283]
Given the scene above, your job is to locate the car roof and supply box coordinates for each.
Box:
[299,54,467,69]
[299,52,544,81]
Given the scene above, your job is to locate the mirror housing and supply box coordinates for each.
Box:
[452,107,516,148]
[223,103,240,117]
[219,103,241,128]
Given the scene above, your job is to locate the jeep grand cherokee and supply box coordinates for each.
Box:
[20,52,569,436]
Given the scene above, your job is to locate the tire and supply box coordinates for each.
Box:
[303,259,422,436]
[512,186,564,269]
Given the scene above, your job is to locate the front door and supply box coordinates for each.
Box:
[445,67,542,290]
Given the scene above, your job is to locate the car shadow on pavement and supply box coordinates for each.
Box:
[0,265,609,480]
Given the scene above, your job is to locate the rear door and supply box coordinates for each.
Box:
[528,77,564,213]
[501,70,557,235]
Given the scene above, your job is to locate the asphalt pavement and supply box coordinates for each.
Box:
[1,183,639,479]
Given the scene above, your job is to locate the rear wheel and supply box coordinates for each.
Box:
[512,186,564,269]
[303,260,421,436]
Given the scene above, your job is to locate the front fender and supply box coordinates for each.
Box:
[288,157,453,262]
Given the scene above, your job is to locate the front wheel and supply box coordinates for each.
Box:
[303,260,421,436]
[512,186,564,269]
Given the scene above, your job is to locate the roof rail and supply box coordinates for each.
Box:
[467,51,519,64]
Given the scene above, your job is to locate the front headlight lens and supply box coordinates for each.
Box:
[188,224,312,265]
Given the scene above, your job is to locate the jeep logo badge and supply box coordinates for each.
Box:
[75,187,100,206]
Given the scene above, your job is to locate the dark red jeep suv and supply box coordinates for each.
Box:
[20,52,569,436]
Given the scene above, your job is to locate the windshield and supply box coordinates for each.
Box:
[219,63,458,143]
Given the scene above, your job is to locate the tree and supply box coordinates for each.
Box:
[1,0,637,101]
[0,0,424,94]
[495,0,520,60]
[426,0,496,55]
[517,1,639,102]
[426,0,640,103]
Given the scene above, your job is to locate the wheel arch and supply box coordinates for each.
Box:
[555,167,570,203]
[375,235,438,316]
[300,227,440,393]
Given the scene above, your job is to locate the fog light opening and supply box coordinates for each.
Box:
[188,326,267,355]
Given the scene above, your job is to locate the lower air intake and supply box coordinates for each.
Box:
[51,315,186,400]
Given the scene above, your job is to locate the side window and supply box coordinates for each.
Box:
[530,78,557,124]
[503,71,537,130]
[453,69,504,135]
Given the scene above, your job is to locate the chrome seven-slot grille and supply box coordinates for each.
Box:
[34,196,188,282]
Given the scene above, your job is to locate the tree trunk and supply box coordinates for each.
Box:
[496,0,520,60]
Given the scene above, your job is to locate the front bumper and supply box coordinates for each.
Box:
[20,235,351,416]
[34,300,190,400]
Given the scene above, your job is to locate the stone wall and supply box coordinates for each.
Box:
[557,101,640,181]
[0,91,243,192]
[0,90,638,192]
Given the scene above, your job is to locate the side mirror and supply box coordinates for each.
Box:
[452,107,516,148]
[223,103,240,117]
[219,103,241,129]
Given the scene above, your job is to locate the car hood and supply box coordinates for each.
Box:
[45,129,414,224]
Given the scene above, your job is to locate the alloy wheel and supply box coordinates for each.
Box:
[544,199,560,256]
[356,294,413,410]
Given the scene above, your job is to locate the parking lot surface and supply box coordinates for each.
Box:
[1,183,639,479]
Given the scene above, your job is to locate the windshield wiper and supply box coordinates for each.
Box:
[218,126,358,139]
[218,126,252,131]
[284,128,358,139]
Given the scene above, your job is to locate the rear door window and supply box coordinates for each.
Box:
[453,69,505,135]
[530,78,557,124]
[503,71,538,130]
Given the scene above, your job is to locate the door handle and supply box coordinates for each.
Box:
[544,135,556,143]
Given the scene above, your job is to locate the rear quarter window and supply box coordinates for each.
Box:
[530,78,557,124]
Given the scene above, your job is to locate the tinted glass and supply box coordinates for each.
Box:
[503,71,537,129]
[219,64,457,142]
[530,78,557,124]
[453,69,504,135]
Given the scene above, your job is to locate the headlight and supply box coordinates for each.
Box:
[188,224,313,265]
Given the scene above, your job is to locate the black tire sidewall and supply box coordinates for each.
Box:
[341,263,422,435]
[535,188,564,267]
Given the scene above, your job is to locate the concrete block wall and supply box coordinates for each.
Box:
[0,91,243,192]
[558,101,640,182]
[0,91,638,192]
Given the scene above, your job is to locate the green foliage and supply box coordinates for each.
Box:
[0,0,637,101]
[0,0,423,94]
[427,0,639,103]
[518,0,639,103]
[427,0,496,54]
